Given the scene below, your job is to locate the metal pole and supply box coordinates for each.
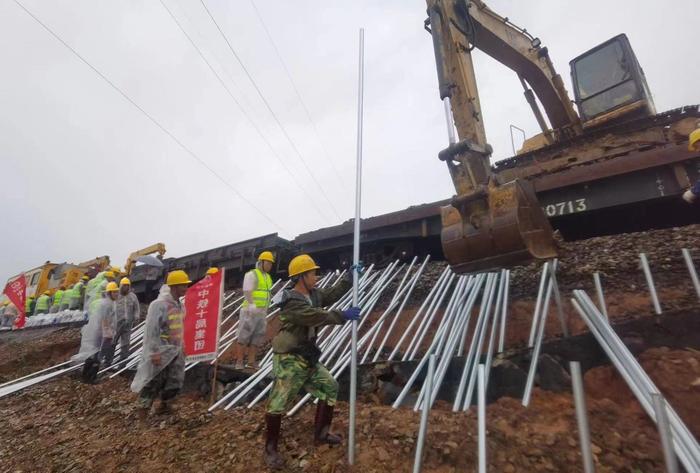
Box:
[477,364,487,473]
[548,259,569,337]
[640,253,662,315]
[681,249,700,302]
[497,269,510,353]
[593,272,609,321]
[652,392,680,473]
[348,27,364,465]
[529,262,550,347]
[443,98,457,145]
[412,354,435,473]
[572,291,700,472]
[569,361,595,473]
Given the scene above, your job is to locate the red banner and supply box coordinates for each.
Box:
[183,269,223,363]
[3,274,26,329]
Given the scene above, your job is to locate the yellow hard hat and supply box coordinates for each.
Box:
[288,254,320,277]
[82,275,90,281]
[120,277,131,286]
[110,265,122,274]
[689,128,700,152]
[166,270,192,286]
[258,251,275,263]
[104,271,115,279]
[105,282,119,292]
[43,290,50,295]
[206,267,219,275]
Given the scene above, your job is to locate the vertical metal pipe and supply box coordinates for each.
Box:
[640,253,662,315]
[570,362,595,473]
[651,392,680,473]
[593,272,609,321]
[412,354,435,473]
[529,262,550,347]
[477,364,487,473]
[681,249,700,302]
[443,98,457,145]
[548,259,569,337]
[497,269,510,353]
[348,27,364,466]
[522,267,555,407]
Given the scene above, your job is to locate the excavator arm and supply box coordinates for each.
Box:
[124,243,166,276]
[425,0,575,272]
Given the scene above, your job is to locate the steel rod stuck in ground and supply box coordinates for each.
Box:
[570,361,595,473]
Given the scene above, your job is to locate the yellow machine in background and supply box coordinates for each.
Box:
[18,256,111,298]
[123,243,166,275]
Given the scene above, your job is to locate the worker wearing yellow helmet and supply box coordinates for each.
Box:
[206,267,219,275]
[112,277,140,368]
[233,251,276,370]
[132,269,191,419]
[683,127,700,203]
[263,254,361,469]
[95,282,120,367]
[34,291,51,315]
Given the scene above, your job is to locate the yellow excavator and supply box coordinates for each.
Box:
[425,0,698,273]
[123,243,167,276]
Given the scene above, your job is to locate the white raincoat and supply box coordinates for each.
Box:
[130,285,186,393]
[71,289,109,363]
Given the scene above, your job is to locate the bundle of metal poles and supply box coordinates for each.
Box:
[0,289,244,399]
[572,289,700,472]
[209,258,428,412]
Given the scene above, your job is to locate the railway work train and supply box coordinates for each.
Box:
[130,152,700,302]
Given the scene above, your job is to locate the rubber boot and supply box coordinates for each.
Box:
[135,407,149,421]
[314,402,342,445]
[264,414,285,470]
[155,400,172,415]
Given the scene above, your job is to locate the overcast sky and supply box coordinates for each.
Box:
[0,0,697,281]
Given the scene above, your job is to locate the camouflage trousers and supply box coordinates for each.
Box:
[137,359,182,409]
[266,354,338,415]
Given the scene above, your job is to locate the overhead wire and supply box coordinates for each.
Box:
[158,0,332,223]
[248,0,348,192]
[198,0,342,221]
[13,0,284,233]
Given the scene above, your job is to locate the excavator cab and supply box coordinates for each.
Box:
[570,34,656,129]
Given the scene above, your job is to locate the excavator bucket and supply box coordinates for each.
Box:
[441,180,557,274]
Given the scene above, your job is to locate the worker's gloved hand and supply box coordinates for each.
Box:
[683,189,696,204]
[341,307,361,321]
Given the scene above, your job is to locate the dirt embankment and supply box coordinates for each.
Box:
[0,345,697,472]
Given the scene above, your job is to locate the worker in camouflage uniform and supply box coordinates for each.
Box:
[263,254,361,469]
[131,270,190,420]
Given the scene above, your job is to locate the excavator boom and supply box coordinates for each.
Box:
[426,0,568,272]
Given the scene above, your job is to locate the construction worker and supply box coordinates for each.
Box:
[59,284,72,311]
[86,271,116,313]
[34,291,51,315]
[4,302,18,327]
[50,286,65,313]
[683,128,700,203]
[0,302,7,327]
[263,254,360,469]
[114,277,140,366]
[97,282,120,367]
[25,295,35,317]
[233,251,275,370]
[131,270,191,419]
[74,275,89,310]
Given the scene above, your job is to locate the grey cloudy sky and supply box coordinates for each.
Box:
[0,0,697,281]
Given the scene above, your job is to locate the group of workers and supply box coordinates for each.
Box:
[88,250,360,470]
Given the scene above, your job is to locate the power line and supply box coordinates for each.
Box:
[13,0,285,233]
[249,0,348,192]
[158,0,331,223]
[199,0,342,221]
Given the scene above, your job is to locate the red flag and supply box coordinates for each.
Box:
[183,269,223,363]
[4,274,26,329]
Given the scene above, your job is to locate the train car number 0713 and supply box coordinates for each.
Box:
[542,198,587,217]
